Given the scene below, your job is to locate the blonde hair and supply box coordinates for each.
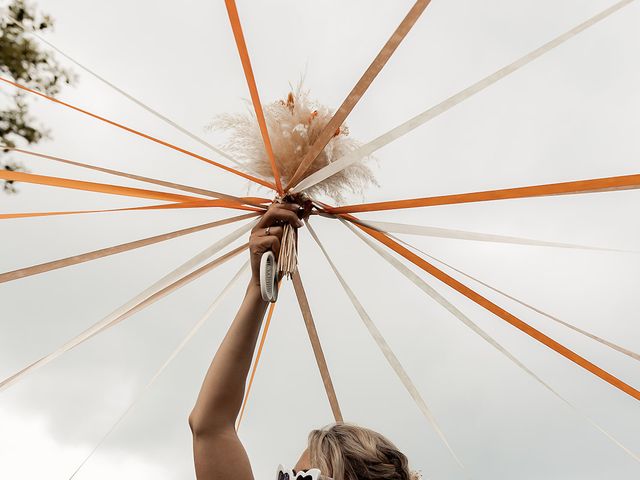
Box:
[308,423,419,480]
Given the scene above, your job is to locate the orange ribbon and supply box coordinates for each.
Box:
[328,174,640,214]
[0,169,205,203]
[0,170,270,213]
[351,219,640,402]
[236,300,278,430]
[0,75,275,190]
[224,0,283,194]
[5,146,268,209]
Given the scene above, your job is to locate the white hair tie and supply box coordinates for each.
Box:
[276,464,331,480]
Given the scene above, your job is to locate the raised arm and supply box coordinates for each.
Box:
[189,203,303,480]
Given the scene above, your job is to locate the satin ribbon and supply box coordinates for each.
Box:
[224,0,283,193]
[2,203,181,220]
[292,0,635,193]
[67,262,250,479]
[0,75,275,189]
[1,199,263,220]
[326,173,640,214]
[348,218,631,252]
[0,219,257,392]
[307,221,465,470]
[0,169,204,203]
[286,0,432,190]
[292,269,344,422]
[5,14,252,171]
[342,220,639,462]
[5,147,268,209]
[391,237,640,363]
[342,217,640,401]
[236,299,278,430]
[0,213,258,284]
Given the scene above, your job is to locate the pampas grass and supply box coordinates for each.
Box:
[211,83,378,203]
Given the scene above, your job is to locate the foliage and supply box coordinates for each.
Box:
[0,0,74,192]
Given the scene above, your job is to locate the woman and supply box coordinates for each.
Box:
[189,203,417,480]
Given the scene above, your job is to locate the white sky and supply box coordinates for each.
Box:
[0,0,639,479]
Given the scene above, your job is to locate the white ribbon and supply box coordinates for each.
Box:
[4,13,241,168]
[67,262,249,479]
[389,234,640,363]
[293,0,635,193]
[351,219,632,252]
[5,13,276,183]
[0,219,257,392]
[306,221,465,471]
[341,219,639,463]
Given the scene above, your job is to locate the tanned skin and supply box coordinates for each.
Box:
[189,203,312,480]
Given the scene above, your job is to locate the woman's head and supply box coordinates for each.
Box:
[294,423,418,480]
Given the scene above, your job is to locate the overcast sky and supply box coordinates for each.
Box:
[1,0,639,479]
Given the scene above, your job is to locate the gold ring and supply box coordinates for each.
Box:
[265,227,271,236]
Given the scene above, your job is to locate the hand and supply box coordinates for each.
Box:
[249,203,304,288]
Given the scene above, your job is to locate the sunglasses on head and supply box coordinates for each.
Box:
[276,464,333,480]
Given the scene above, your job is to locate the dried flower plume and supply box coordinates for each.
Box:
[212,83,378,203]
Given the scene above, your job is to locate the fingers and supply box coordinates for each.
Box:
[254,225,283,239]
[250,222,283,259]
[250,235,281,260]
[255,203,304,230]
[251,203,304,261]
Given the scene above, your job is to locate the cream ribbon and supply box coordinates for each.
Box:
[5,14,243,169]
[292,268,344,423]
[293,0,635,193]
[5,13,277,184]
[342,219,639,463]
[67,262,249,479]
[390,235,640,363]
[349,218,632,252]
[286,0,432,189]
[5,147,267,208]
[0,213,257,284]
[307,221,465,471]
[0,219,257,392]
